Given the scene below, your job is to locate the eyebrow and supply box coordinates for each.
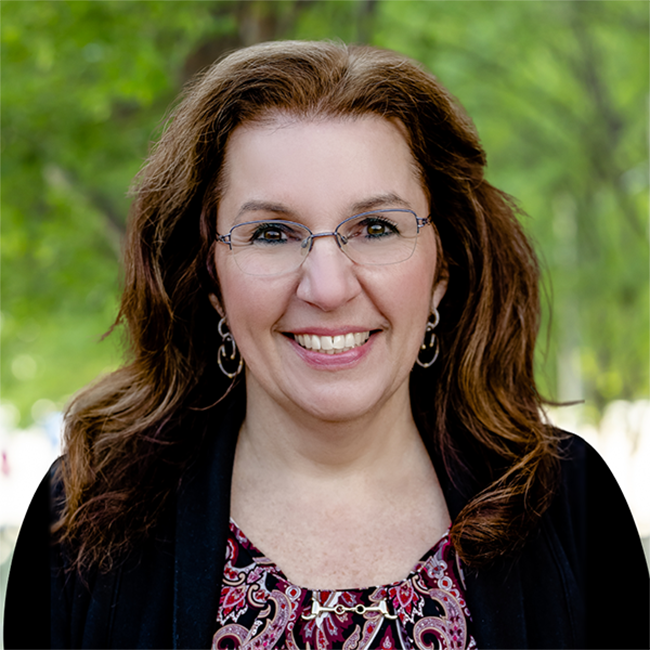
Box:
[349,193,412,214]
[235,201,296,222]
[234,193,413,223]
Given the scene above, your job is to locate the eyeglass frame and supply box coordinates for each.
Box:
[215,208,432,272]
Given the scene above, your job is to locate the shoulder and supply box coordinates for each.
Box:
[5,456,178,649]
[542,431,649,648]
[5,393,243,650]
[4,460,64,649]
[544,432,643,561]
[466,431,649,649]
[549,431,640,540]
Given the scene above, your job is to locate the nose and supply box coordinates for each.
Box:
[295,234,361,311]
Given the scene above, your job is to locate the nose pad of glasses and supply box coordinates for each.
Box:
[299,232,349,266]
[300,238,312,255]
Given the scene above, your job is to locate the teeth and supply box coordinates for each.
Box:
[294,331,370,354]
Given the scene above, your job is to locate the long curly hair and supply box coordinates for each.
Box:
[55,40,561,572]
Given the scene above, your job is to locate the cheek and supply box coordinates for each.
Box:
[213,250,237,314]
[213,250,257,330]
[367,264,436,340]
[393,244,439,316]
[214,253,291,342]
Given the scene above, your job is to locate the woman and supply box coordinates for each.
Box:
[5,41,648,649]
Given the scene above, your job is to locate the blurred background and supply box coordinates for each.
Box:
[1,0,648,632]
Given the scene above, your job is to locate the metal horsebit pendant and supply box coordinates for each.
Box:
[301,595,398,620]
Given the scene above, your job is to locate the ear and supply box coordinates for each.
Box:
[208,293,225,317]
[431,258,448,311]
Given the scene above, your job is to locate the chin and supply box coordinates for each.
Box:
[287,383,396,425]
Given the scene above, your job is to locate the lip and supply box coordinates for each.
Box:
[285,327,375,337]
[284,329,377,368]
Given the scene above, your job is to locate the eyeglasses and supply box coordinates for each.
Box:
[216,209,431,277]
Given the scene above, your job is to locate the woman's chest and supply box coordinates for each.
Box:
[213,519,476,650]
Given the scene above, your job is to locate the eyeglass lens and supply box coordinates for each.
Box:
[227,210,421,276]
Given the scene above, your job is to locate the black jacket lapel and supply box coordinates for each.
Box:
[173,395,243,649]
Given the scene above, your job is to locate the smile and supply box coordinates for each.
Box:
[293,331,371,354]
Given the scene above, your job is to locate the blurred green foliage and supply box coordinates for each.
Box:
[2,1,648,426]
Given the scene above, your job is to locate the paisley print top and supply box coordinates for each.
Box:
[213,520,476,650]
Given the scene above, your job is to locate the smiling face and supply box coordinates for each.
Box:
[214,115,446,424]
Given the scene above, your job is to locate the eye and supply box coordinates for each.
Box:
[365,220,397,238]
[352,216,400,240]
[247,222,304,245]
[252,225,285,243]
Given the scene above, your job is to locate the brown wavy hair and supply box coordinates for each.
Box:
[55,40,561,572]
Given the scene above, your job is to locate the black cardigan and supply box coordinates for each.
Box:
[4,400,649,649]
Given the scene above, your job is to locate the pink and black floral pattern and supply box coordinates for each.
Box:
[213,520,476,650]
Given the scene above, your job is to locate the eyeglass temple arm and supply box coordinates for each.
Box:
[216,233,233,249]
[416,215,432,231]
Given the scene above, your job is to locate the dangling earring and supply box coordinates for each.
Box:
[217,316,243,379]
[416,308,440,368]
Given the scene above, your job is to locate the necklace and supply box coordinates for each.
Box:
[301,594,398,620]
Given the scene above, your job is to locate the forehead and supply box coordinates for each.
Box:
[217,115,428,226]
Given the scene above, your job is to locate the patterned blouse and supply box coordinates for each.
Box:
[213,520,476,650]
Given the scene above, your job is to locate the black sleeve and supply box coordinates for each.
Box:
[3,464,62,649]
[464,433,650,649]
[553,435,649,649]
[581,438,649,649]
[3,462,176,649]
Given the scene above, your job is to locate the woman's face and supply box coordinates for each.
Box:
[214,115,446,423]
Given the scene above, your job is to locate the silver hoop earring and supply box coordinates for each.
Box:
[217,316,243,379]
[416,308,440,369]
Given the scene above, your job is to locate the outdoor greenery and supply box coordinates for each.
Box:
[2,1,648,427]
